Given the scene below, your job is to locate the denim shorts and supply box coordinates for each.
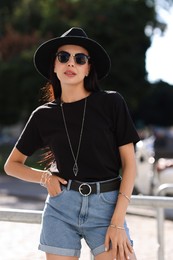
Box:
[38,179,133,257]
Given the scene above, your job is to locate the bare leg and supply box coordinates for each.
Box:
[95,250,137,260]
[46,253,78,260]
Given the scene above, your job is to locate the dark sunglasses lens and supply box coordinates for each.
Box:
[57,52,70,63]
[75,54,88,65]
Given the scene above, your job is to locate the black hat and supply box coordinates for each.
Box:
[34,27,111,80]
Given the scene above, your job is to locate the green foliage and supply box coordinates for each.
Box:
[0,0,172,126]
[0,48,43,124]
[12,0,43,33]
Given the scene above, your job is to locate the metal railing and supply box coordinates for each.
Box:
[131,194,173,260]
[0,194,173,260]
[155,184,173,260]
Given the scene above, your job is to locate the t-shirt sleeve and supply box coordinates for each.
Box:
[113,92,140,146]
[15,110,44,156]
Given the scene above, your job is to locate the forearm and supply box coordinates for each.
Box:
[111,144,137,226]
[111,168,136,226]
[4,147,46,184]
[5,160,46,183]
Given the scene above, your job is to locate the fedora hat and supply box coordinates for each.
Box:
[34,27,111,80]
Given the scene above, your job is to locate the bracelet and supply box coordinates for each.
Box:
[40,171,52,188]
[118,191,131,203]
[109,224,125,230]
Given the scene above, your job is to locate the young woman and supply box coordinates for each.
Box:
[4,27,139,260]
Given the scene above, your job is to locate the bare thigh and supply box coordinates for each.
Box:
[46,253,78,260]
[95,250,137,260]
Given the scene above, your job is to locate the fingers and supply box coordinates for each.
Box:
[106,229,132,260]
[47,175,67,196]
[124,241,134,260]
[57,176,67,185]
[104,233,110,252]
[46,175,59,196]
[126,240,134,254]
[113,241,133,260]
[117,243,130,260]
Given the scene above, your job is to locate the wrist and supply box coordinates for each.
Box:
[111,215,125,226]
[118,191,131,203]
[109,224,125,230]
[40,170,52,187]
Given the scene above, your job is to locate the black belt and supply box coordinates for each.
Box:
[65,177,121,196]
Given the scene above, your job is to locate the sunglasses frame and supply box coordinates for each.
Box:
[56,51,90,65]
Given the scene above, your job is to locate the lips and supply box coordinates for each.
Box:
[64,70,76,76]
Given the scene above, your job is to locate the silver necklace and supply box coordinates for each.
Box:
[60,98,87,176]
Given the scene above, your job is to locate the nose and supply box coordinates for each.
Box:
[67,54,75,66]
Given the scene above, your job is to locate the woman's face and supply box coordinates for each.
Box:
[54,45,90,89]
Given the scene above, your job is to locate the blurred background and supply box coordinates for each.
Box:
[1,1,173,259]
[1,0,173,195]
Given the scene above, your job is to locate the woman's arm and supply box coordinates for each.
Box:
[4,147,45,182]
[4,147,67,196]
[111,142,136,225]
[105,142,137,260]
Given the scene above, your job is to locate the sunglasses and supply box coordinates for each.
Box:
[56,51,90,65]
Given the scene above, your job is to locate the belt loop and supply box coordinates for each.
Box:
[96,182,100,194]
[67,180,72,190]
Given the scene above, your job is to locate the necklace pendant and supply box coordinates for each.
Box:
[73,163,78,176]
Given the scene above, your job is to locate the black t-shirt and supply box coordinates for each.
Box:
[15,90,140,181]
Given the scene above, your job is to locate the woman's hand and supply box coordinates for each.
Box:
[46,175,67,197]
[105,225,133,260]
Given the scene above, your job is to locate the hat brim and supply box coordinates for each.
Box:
[34,36,111,80]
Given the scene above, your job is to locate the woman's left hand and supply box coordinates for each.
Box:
[105,226,133,260]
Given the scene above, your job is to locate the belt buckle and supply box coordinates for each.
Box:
[79,183,92,196]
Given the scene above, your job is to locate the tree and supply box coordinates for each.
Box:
[0,0,169,125]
